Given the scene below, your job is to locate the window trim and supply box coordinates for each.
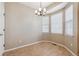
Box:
[64,4,74,37]
[42,16,49,33]
[42,3,74,37]
[50,11,63,34]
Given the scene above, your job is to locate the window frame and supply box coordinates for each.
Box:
[50,11,63,34]
[64,4,74,37]
[41,4,74,37]
[41,16,49,33]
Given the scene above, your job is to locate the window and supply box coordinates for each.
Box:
[51,12,63,34]
[42,16,49,32]
[65,5,73,36]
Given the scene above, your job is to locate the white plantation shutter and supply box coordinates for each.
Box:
[51,12,63,34]
[42,16,49,32]
[65,5,73,36]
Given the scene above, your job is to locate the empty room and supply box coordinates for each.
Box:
[0,2,79,56]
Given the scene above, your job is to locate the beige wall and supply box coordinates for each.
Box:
[5,3,42,49]
[41,33,65,45]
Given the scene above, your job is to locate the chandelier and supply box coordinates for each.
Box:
[35,2,47,16]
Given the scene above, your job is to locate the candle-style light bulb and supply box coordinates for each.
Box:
[39,8,42,11]
[35,10,38,13]
[43,8,46,13]
[38,12,40,16]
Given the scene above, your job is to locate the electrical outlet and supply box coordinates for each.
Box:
[19,40,22,43]
[70,44,72,46]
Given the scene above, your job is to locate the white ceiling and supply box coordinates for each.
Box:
[20,2,53,9]
[19,2,68,14]
[47,3,68,14]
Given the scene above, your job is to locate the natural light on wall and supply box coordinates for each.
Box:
[51,12,63,34]
[42,4,73,36]
[65,5,73,36]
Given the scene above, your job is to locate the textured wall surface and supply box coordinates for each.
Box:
[5,3,42,49]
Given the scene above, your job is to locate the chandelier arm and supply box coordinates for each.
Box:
[35,2,46,16]
[40,2,42,8]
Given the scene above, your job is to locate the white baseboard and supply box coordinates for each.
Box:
[4,41,77,56]
[4,41,42,53]
[0,51,4,56]
[40,41,77,56]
